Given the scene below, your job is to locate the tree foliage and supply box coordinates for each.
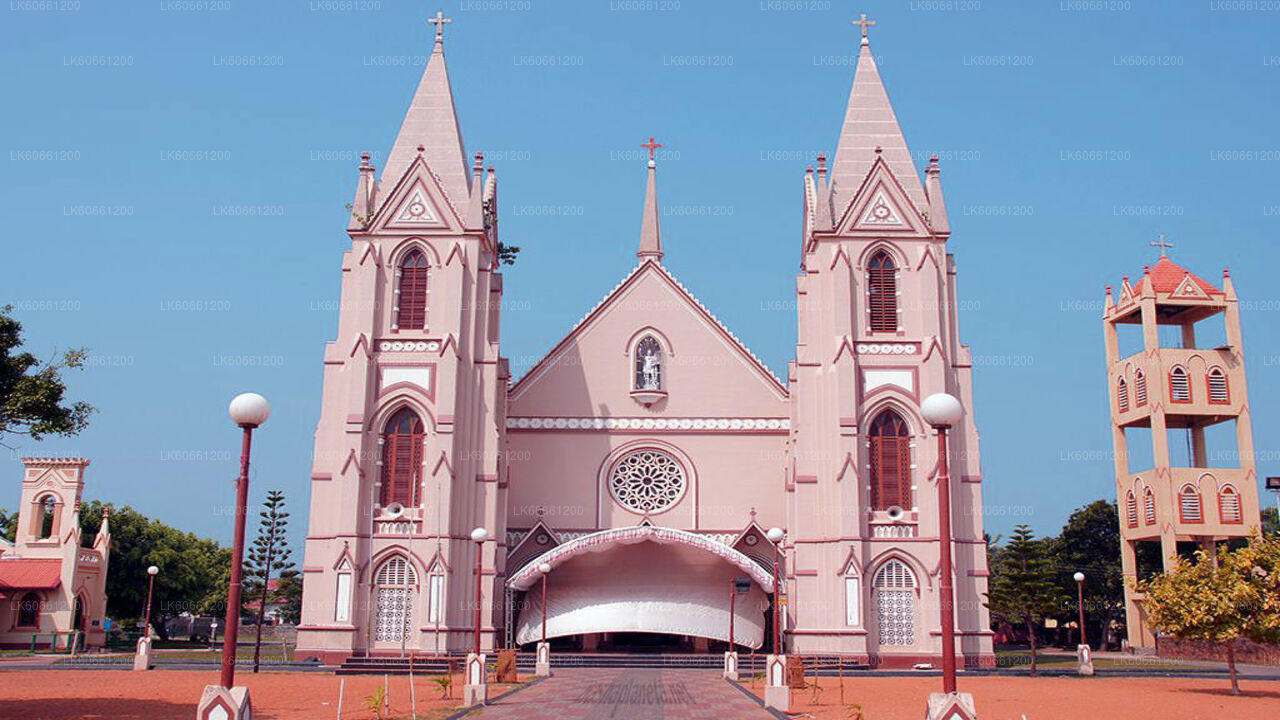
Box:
[1139,533,1280,694]
[244,490,295,671]
[79,501,231,639]
[1050,500,1125,647]
[0,305,94,445]
[985,524,1066,675]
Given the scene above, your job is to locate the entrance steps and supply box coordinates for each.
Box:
[336,652,866,675]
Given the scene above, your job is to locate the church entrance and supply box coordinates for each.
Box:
[507,526,774,652]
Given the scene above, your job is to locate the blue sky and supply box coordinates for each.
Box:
[2,1,1278,550]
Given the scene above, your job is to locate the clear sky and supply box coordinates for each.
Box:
[2,1,1278,551]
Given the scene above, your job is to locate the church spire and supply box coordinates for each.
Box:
[829,16,927,214]
[637,137,663,262]
[380,10,469,204]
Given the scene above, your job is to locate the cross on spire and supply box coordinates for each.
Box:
[641,137,663,162]
[1151,233,1175,258]
[428,9,451,42]
[852,12,876,39]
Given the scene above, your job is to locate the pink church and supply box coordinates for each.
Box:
[296,20,994,669]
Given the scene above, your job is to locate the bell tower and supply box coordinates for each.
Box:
[1104,251,1262,648]
[296,13,508,662]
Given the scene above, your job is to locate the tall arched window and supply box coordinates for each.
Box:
[869,410,911,510]
[17,592,40,628]
[1179,484,1202,524]
[867,251,898,333]
[1218,485,1242,524]
[373,555,417,644]
[395,248,430,330]
[1207,367,1229,405]
[1143,487,1156,525]
[1169,366,1191,403]
[634,336,663,391]
[1116,377,1129,413]
[1134,370,1148,407]
[1125,490,1138,528]
[380,408,425,508]
[873,559,917,647]
[38,495,56,539]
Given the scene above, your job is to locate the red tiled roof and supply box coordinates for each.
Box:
[1145,256,1223,296]
[0,558,62,591]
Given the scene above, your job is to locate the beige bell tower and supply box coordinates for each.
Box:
[1103,250,1262,649]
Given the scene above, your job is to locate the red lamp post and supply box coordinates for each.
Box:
[470,527,489,655]
[144,565,159,635]
[765,527,785,655]
[1074,571,1088,648]
[922,392,963,696]
[538,562,552,645]
[221,393,271,690]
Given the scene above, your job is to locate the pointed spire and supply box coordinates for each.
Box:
[1105,285,1115,312]
[638,138,664,262]
[465,152,486,230]
[380,11,469,205]
[348,152,376,231]
[924,154,950,235]
[830,20,927,214]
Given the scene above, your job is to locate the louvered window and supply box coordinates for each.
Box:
[1143,488,1156,525]
[396,249,430,330]
[380,408,425,507]
[1134,371,1147,407]
[1207,368,1229,405]
[1169,367,1191,403]
[1179,485,1202,524]
[1125,491,1138,528]
[1116,377,1129,413]
[1219,486,1242,524]
[869,410,911,510]
[867,251,898,333]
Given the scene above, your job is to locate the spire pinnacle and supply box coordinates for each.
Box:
[427,9,451,46]
[852,12,875,46]
[637,139,663,262]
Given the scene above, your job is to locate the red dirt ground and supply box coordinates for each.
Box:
[0,670,513,720]
[743,674,1280,720]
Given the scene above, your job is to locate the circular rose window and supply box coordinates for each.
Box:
[608,448,687,514]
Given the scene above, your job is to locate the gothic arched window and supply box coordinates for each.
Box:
[380,408,425,508]
[869,410,911,511]
[1218,484,1242,524]
[373,555,417,644]
[1179,484,1202,524]
[1125,490,1138,528]
[867,251,898,333]
[1143,487,1156,525]
[873,559,917,647]
[634,336,663,391]
[1116,377,1129,413]
[38,495,56,539]
[396,248,430,330]
[1169,366,1191,404]
[1134,370,1148,407]
[1207,367,1229,405]
[17,592,40,628]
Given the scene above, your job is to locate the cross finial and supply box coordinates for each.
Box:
[1151,233,1175,258]
[641,136,663,162]
[853,13,876,41]
[428,9,451,42]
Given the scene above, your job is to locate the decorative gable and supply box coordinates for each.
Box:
[836,158,929,236]
[856,188,904,228]
[1169,274,1210,300]
[368,155,461,233]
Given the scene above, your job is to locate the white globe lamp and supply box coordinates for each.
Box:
[228,393,271,428]
[147,565,159,576]
[921,392,963,428]
[765,527,784,543]
[470,527,489,543]
[538,562,552,574]
[1074,571,1085,583]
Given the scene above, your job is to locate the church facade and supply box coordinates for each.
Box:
[296,19,994,668]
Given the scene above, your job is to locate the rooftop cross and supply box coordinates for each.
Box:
[852,12,876,39]
[1150,233,1175,258]
[641,137,663,162]
[428,9,451,42]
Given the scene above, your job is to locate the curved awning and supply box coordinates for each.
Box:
[507,525,774,593]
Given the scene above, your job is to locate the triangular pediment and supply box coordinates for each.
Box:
[1169,273,1210,300]
[509,261,788,416]
[835,158,929,236]
[369,155,462,233]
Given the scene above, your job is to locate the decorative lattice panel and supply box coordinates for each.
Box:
[608,449,686,513]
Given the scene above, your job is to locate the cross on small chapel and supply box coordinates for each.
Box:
[428,9,451,41]
[852,13,876,38]
[1151,233,1175,257]
[641,137,663,161]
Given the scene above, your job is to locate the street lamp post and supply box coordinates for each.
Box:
[144,565,159,636]
[765,527,785,655]
[921,393,964,696]
[538,562,551,645]
[220,392,271,691]
[470,527,489,655]
[1074,572,1088,648]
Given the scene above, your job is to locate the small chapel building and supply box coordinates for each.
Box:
[297,18,994,668]
[0,458,111,649]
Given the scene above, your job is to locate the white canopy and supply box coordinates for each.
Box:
[509,526,774,648]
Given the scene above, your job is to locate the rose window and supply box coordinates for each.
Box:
[608,449,686,513]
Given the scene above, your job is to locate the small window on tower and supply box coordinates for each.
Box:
[395,248,430,330]
[1116,377,1129,413]
[1169,367,1191,403]
[380,407,425,508]
[1143,487,1156,525]
[1179,484,1202,524]
[38,495,56,539]
[869,409,911,511]
[1125,490,1138,528]
[1218,485,1242,524]
[1207,368,1229,405]
[1134,370,1148,407]
[867,251,898,333]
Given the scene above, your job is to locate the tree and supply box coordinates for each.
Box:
[1140,534,1280,695]
[0,305,94,445]
[79,501,231,639]
[1263,506,1278,538]
[1052,500,1125,649]
[273,570,303,625]
[243,490,294,672]
[0,507,17,542]
[985,525,1066,675]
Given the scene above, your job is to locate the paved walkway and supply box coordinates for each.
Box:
[474,668,776,720]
